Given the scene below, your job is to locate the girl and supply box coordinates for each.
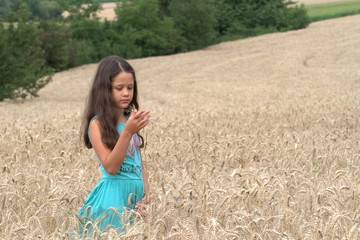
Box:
[77,56,150,236]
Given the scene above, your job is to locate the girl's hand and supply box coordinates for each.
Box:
[124,110,150,135]
[135,193,150,217]
[135,200,147,217]
[142,192,150,204]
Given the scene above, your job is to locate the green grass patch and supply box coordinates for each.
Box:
[305,0,360,22]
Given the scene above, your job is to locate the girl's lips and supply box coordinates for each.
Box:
[120,100,129,103]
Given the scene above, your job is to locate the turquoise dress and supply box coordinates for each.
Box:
[77,119,144,236]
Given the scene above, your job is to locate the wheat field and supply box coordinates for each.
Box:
[1,14,360,239]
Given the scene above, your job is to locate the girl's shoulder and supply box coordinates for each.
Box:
[89,116,100,131]
[87,116,100,146]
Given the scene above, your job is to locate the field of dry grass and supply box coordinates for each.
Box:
[62,2,117,21]
[1,13,360,239]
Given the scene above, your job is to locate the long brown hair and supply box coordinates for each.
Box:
[82,56,143,149]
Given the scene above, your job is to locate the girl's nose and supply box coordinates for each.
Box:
[123,89,129,96]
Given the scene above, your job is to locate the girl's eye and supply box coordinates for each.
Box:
[128,86,133,90]
[116,87,123,91]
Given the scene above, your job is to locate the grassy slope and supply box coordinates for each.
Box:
[305,0,360,21]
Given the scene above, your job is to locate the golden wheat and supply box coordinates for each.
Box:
[1,14,360,239]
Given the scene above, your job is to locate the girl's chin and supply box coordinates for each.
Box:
[116,104,129,110]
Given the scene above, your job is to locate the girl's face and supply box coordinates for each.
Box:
[111,71,134,111]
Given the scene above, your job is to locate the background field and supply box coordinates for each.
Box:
[305,0,360,21]
[1,11,360,240]
[299,0,354,4]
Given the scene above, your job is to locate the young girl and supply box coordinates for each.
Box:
[77,56,150,236]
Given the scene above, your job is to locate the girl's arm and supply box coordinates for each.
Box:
[89,111,150,175]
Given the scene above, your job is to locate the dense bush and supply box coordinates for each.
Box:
[114,0,186,56]
[38,21,73,70]
[169,0,217,50]
[70,19,143,60]
[215,0,310,38]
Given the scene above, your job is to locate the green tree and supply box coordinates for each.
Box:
[115,0,186,56]
[158,0,172,17]
[283,4,309,30]
[61,0,100,21]
[3,0,63,21]
[0,9,52,100]
[16,2,31,21]
[37,1,62,19]
[38,21,73,70]
[169,0,217,50]
[65,39,94,67]
[0,0,11,20]
[70,19,107,60]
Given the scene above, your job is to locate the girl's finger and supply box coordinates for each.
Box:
[139,119,149,129]
[142,114,150,122]
[133,110,145,119]
[139,114,150,125]
[139,111,150,119]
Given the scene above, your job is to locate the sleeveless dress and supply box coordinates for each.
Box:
[77,118,144,237]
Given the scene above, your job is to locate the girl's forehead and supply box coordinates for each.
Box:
[112,72,134,85]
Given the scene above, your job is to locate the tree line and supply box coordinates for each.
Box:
[0,0,309,101]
